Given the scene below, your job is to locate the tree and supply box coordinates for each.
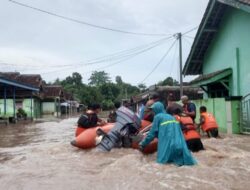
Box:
[88,71,111,87]
[138,83,147,92]
[159,77,179,86]
[53,78,61,85]
[71,72,82,86]
[115,75,123,85]
[99,83,120,101]
[77,85,103,106]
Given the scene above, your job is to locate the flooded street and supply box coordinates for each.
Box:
[1,118,250,190]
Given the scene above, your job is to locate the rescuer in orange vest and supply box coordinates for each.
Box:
[199,106,219,138]
[171,108,204,152]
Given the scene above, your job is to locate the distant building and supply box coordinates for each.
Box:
[0,72,76,123]
[132,85,203,110]
[0,72,43,119]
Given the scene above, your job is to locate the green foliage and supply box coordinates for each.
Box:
[88,71,111,87]
[17,108,27,118]
[101,99,114,110]
[115,75,123,84]
[158,76,179,86]
[52,71,140,107]
[99,83,120,101]
[138,83,147,92]
[77,85,103,106]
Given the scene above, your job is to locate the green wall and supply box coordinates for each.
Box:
[193,98,227,133]
[0,98,41,119]
[22,98,41,118]
[0,99,14,117]
[193,98,240,134]
[42,102,55,115]
[203,7,250,97]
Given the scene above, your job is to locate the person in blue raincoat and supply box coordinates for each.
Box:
[139,102,197,166]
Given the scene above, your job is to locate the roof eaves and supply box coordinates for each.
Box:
[0,77,39,91]
[183,0,250,76]
[183,0,217,76]
[218,0,250,13]
[190,68,232,86]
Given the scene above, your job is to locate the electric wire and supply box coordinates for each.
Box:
[139,39,177,84]
[66,36,173,67]
[1,36,172,71]
[40,37,174,75]
[9,0,169,37]
[182,26,198,35]
[183,34,195,39]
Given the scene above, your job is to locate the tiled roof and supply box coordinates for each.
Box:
[0,72,42,88]
[190,68,231,84]
[0,72,20,80]
[17,74,42,88]
[43,85,63,98]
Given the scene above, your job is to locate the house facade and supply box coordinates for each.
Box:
[0,72,76,122]
[183,0,250,134]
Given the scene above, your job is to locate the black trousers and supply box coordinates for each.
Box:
[186,138,205,152]
[207,128,219,138]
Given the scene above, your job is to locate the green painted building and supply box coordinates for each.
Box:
[183,0,250,134]
[0,76,40,123]
[42,85,63,117]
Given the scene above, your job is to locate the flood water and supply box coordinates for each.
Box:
[1,118,250,190]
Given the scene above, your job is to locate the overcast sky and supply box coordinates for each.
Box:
[0,0,209,86]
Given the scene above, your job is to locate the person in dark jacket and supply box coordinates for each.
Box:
[181,95,196,122]
[77,103,106,129]
[107,101,121,123]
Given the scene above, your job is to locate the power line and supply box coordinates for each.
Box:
[139,39,177,84]
[64,36,173,67]
[40,37,174,75]
[182,26,198,35]
[9,0,169,37]
[0,36,172,71]
[183,34,195,39]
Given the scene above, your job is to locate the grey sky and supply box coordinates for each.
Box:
[0,0,209,86]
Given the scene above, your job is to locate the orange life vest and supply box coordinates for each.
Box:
[201,112,218,132]
[175,115,200,140]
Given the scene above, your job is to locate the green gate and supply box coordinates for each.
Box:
[240,94,250,134]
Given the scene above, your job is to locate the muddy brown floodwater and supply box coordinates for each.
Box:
[1,118,250,190]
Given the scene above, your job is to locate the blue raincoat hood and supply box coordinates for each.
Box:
[150,102,166,115]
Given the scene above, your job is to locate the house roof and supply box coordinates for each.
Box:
[190,68,232,86]
[0,72,42,88]
[183,0,250,75]
[0,77,39,91]
[17,74,42,88]
[43,85,63,98]
[132,85,203,102]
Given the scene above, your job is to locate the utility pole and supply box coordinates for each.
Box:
[177,33,183,97]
